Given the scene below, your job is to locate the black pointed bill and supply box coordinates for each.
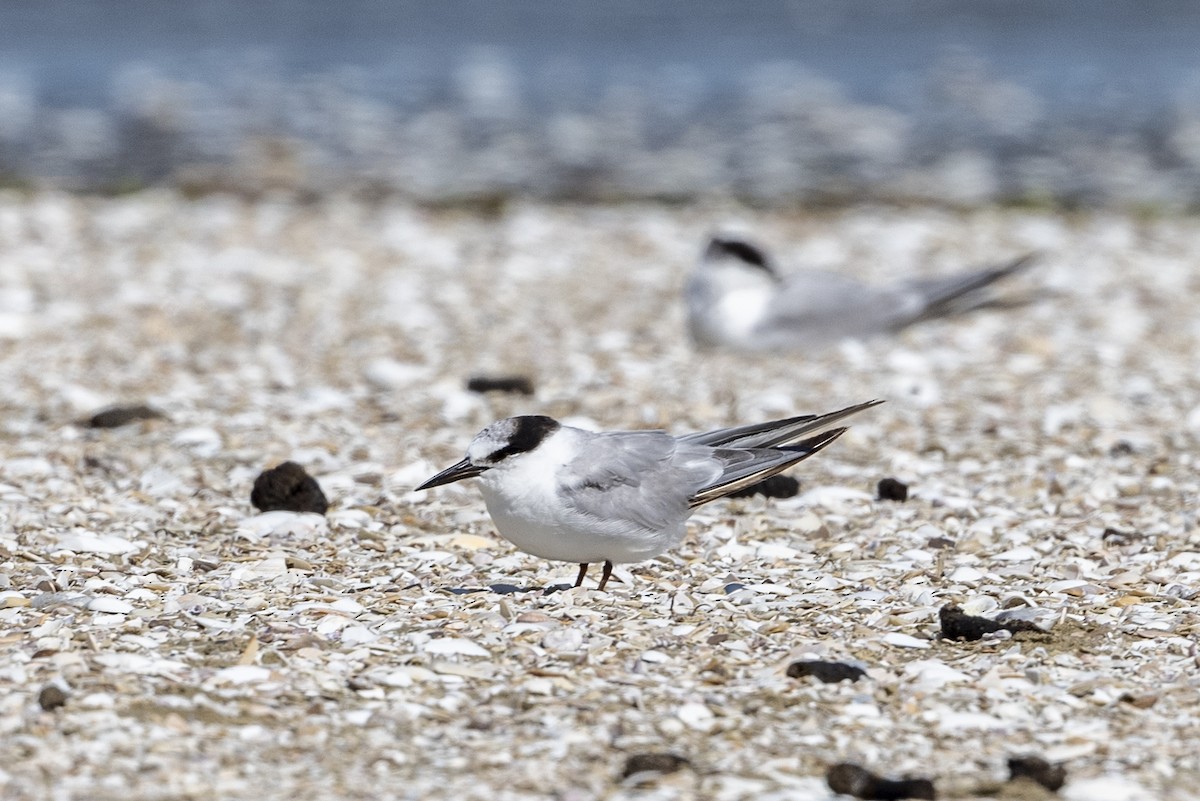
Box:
[415,458,487,491]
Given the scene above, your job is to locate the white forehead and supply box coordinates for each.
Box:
[465,415,562,465]
[466,419,517,462]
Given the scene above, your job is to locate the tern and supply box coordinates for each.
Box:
[416,400,881,589]
[685,236,1036,350]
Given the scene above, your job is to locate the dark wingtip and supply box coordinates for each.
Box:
[792,426,850,455]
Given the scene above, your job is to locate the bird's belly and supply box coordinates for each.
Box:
[480,491,682,564]
[708,289,772,346]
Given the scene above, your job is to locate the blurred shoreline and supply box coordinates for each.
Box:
[3,1,1200,208]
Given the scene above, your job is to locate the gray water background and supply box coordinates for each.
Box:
[3,1,1200,206]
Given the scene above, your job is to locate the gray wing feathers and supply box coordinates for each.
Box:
[751,254,1036,344]
[759,271,910,339]
[559,406,874,528]
[682,399,882,448]
[558,432,723,532]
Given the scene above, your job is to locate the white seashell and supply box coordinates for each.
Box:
[993,546,1040,561]
[87,597,132,615]
[1,457,54,477]
[676,701,716,732]
[55,531,139,555]
[340,626,378,647]
[903,659,970,689]
[882,633,931,649]
[211,665,272,685]
[792,512,826,535]
[172,427,222,457]
[756,542,800,560]
[960,596,997,615]
[242,556,289,579]
[1062,776,1153,801]
[363,358,429,390]
[423,638,490,658]
[936,711,1007,731]
[237,511,328,540]
[948,566,986,583]
[541,628,585,653]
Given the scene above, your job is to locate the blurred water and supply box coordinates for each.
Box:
[3,0,1200,205]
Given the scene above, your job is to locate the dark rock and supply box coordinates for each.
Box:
[727,475,800,499]
[939,604,1044,641]
[877,477,909,502]
[1108,440,1136,457]
[925,536,956,550]
[1102,527,1140,544]
[826,762,935,800]
[1007,755,1066,792]
[86,404,165,428]
[466,375,535,395]
[250,461,329,514]
[38,685,68,711]
[786,659,867,683]
[621,753,690,780]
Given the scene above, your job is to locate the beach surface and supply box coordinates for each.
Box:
[1,192,1198,799]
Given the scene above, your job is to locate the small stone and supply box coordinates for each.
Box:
[85,404,165,428]
[38,685,68,711]
[251,461,329,514]
[826,762,935,800]
[727,475,800,499]
[877,478,909,502]
[1118,692,1158,709]
[620,753,690,780]
[466,375,535,395]
[786,659,867,683]
[1007,755,1066,792]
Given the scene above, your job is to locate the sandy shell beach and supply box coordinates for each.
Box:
[1,191,1198,799]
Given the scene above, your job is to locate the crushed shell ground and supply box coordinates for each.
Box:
[1,192,1198,800]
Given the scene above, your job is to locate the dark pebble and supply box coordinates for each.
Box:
[727,475,800,499]
[621,753,690,780]
[1007,756,1066,792]
[826,762,935,800]
[877,477,909,502]
[466,375,535,395]
[250,461,329,514]
[491,583,535,594]
[1102,527,1140,544]
[38,685,68,711]
[786,659,867,683]
[86,404,165,428]
[939,604,1044,641]
[1108,440,1136,457]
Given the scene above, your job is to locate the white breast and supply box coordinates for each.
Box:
[475,430,686,564]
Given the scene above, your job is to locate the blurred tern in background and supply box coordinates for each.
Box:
[416,400,882,590]
[685,236,1037,350]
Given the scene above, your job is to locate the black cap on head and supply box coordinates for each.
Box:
[485,415,561,463]
[705,237,777,277]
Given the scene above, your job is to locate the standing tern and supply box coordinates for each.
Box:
[416,399,882,590]
[685,236,1036,350]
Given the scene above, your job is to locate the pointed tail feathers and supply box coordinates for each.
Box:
[688,427,849,507]
[909,252,1038,322]
[683,399,883,449]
